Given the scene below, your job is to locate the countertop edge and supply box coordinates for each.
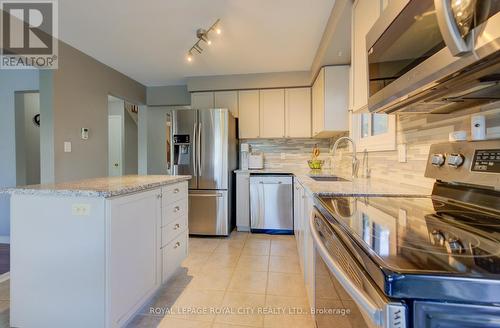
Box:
[5,176,191,198]
[234,169,431,197]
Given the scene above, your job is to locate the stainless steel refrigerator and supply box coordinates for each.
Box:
[171,108,238,236]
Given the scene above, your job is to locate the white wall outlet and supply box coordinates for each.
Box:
[398,143,407,163]
[64,141,72,153]
[281,153,286,160]
[72,204,91,216]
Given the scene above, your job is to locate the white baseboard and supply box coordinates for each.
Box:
[0,272,9,283]
[0,236,9,244]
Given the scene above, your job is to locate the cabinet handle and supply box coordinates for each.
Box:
[156,194,162,199]
[174,242,181,249]
[173,206,180,212]
[174,223,181,230]
[173,188,180,194]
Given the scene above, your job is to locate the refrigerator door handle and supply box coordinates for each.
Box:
[198,122,202,175]
[193,122,197,177]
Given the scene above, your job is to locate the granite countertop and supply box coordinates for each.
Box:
[235,168,430,197]
[6,175,191,198]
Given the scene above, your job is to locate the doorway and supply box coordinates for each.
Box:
[15,91,41,186]
[108,95,139,177]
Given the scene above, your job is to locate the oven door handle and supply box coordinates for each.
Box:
[309,215,383,326]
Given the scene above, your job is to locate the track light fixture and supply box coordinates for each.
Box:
[186,19,221,62]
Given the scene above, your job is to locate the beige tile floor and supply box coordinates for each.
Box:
[127,231,314,328]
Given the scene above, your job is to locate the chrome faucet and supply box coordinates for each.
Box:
[331,136,359,178]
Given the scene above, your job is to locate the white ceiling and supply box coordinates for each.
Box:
[58,0,335,86]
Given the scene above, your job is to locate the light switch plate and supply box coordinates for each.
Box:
[72,204,91,216]
[64,141,72,153]
[398,144,407,163]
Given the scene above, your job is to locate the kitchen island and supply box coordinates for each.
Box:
[9,175,190,328]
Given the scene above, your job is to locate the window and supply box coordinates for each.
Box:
[351,112,396,152]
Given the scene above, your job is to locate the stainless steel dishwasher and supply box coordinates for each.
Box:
[249,174,293,233]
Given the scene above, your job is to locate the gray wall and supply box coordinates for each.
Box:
[48,41,146,183]
[0,70,39,238]
[15,92,41,186]
[147,85,190,106]
[147,107,171,175]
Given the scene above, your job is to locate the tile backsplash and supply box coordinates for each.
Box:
[240,105,499,194]
[333,106,500,192]
[240,137,344,170]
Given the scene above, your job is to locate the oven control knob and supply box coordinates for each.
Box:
[447,154,465,168]
[430,230,446,246]
[445,238,464,255]
[431,154,446,167]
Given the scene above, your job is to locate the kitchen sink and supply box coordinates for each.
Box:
[308,176,349,182]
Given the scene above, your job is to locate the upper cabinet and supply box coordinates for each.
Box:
[193,86,313,139]
[312,66,349,137]
[260,89,285,138]
[191,91,239,118]
[285,88,311,138]
[191,92,214,109]
[214,91,239,118]
[351,0,384,112]
[238,90,260,139]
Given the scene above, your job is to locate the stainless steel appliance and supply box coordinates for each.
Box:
[171,108,238,236]
[312,140,500,327]
[249,174,293,233]
[367,0,500,114]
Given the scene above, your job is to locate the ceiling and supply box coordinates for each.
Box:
[58,0,335,86]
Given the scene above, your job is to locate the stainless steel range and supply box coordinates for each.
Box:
[311,140,500,328]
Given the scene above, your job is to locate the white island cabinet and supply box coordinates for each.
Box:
[9,175,190,328]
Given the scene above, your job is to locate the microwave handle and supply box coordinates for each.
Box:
[434,0,473,56]
[309,214,384,326]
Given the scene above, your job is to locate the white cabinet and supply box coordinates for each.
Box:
[293,180,315,309]
[10,181,189,328]
[294,181,305,270]
[160,181,188,283]
[107,189,161,328]
[236,172,251,231]
[238,90,260,139]
[285,88,311,138]
[215,91,239,118]
[260,89,285,138]
[312,66,350,137]
[191,92,214,109]
[351,0,383,112]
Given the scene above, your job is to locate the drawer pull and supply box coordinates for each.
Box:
[173,206,180,212]
[173,188,180,194]
[174,223,181,230]
[174,242,181,249]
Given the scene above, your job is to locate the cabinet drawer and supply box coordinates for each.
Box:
[162,230,188,283]
[162,182,187,205]
[161,216,187,247]
[162,197,187,226]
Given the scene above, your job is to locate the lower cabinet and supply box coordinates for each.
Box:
[107,189,162,328]
[162,230,188,282]
[236,172,251,231]
[293,180,315,309]
[161,182,189,283]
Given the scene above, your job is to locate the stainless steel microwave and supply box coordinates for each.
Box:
[367,0,500,114]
